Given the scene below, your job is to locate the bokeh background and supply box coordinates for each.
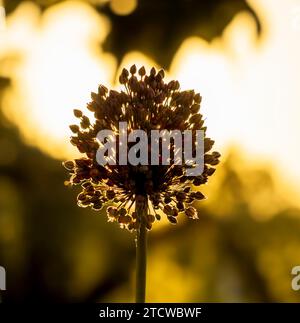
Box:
[1,0,300,302]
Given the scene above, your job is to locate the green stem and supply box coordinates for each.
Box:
[135,197,147,303]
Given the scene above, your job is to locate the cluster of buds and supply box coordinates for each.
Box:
[63,66,220,231]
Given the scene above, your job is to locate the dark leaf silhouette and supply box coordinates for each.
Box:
[4,0,261,69]
[101,0,261,68]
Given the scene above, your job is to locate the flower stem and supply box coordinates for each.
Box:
[135,196,147,303]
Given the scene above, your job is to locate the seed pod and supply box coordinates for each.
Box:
[185,207,198,219]
[81,116,90,129]
[164,196,172,204]
[176,192,186,201]
[210,159,220,166]
[87,101,98,112]
[167,216,177,224]
[163,205,173,216]
[176,201,184,211]
[128,223,134,231]
[118,215,127,224]
[167,80,176,90]
[183,187,191,193]
[150,67,156,76]
[190,104,200,114]
[147,214,156,223]
[121,68,129,78]
[79,199,91,207]
[92,202,103,210]
[155,93,165,104]
[138,66,146,76]
[106,190,115,200]
[212,151,221,158]
[172,208,179,217]
[204,138,214,152]
[194,93,202,104]
[194,191,205,200]
[119,207,127,217]
[119,74,126,84]
[63,160,75,170]
[69,125,80,133]
[90,168,100,178]
[158,69,165,79]
[192,178,202,186]
[206,167,216,176]
[123,216,132,224]
[204,154,214,163]
[73,109,83,118]
[107,206,118,217]
[130,64,137,74]
[189,114,201,124]
[77,193,86,201]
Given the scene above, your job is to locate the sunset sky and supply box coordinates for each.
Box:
[1,0,300,198]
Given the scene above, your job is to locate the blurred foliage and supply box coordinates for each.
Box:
[1,0,300,304]
[101,0,261,68]
[4,0,261,68]
[4,0,60,13]
[1,73,300,301]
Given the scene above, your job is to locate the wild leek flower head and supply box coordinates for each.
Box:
[63,66,220,231]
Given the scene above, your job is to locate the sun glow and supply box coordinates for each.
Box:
[1,1,116,157]
[1,0,300,198]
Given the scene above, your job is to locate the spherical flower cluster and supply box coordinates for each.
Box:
[63,66,220,231]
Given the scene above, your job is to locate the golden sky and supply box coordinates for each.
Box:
[0,0,300,198]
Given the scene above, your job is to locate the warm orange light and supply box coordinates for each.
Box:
[1,0,300,201]
[110,0,137,16]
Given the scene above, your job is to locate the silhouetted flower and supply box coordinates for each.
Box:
[63,66,220,230]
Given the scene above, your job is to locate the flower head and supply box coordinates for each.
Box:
[63,66,220,230]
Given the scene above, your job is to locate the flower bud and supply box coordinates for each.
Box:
[130,64,137,74]
[73,109,83,118]
[69,125,80,133]
[138,66,146,76]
